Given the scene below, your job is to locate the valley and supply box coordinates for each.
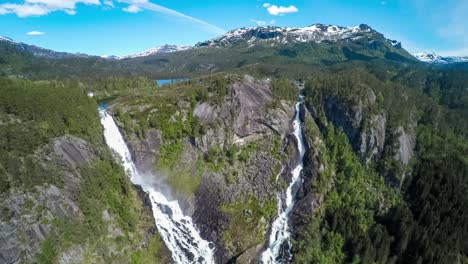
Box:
[0,21,467,264]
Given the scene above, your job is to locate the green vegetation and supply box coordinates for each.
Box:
[294,62,468,263]
[294,125,400,263]
[0,78,100,192]
[271,77,299,101]
[130,234,171,263]
[2,32,467,263]
[0,77,169,262]
[221,195,277,255]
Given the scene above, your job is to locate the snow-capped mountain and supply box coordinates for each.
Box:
[2,23,408,61]
[0,36,18,44]
[196,23,400,48]
[0,35,93,59]
[120,44,192,59]
[414,52,468,64]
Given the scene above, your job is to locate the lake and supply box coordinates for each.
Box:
[156,79,189,86]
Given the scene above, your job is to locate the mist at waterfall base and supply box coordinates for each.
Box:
[261,97,305,264]
[98,106,215,264]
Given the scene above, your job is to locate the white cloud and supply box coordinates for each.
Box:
[264,4,298,16]
[104,0,114,7]
[26,30,45,35]
[64,9,76,15]
[270,19,276,24]
[123,4,140,13]
[251,19,266,26]
[263,3,271,8]
[0,0,225,35]
[0,0,100,17]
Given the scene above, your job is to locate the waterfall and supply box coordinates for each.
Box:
[99,108,215,264]
[261,97,305,263]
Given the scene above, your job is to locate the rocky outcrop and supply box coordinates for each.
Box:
[192,77,296,262]
[1,185,80,263]
[290,106,328,241]
[360,113,386,162]
[1,134,164,263]
[323,89,386,162]
[127,129,163,174]
[53,135,96,168]
[396,125,415,166]
[194,75,294,151]
[111,75,298,263]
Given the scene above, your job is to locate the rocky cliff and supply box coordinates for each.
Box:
[0,135,170,263]
[109,75,304,263]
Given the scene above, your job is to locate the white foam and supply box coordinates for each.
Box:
[261,97,305,263]
[99,109,214,264]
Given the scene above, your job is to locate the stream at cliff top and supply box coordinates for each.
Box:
[261,96,305,263]
[99,107,215,264]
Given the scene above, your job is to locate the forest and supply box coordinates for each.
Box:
[293,62,468,264]
[0,36,467,263]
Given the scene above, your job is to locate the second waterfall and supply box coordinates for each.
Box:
[99,107,215,264]
[261,96,306,264]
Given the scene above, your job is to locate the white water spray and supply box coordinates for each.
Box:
[99,108,215,264]
[261,97,305,263]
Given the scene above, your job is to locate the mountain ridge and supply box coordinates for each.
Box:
[196,23,402,48]
[414,51,468,64]
[1,23,406,60]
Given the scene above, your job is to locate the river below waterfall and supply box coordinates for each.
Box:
[99,107,215,264]
[261,96,305,264]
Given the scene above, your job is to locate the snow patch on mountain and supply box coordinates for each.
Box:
[120,45,192,59]
[414,52,468,64]
[0,36,18,44]
[196,23,393,47]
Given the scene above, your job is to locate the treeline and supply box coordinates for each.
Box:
[0,78,101,192]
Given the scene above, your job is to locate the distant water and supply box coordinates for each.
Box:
[156,79,189,86]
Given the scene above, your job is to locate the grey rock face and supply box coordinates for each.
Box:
[127,129,163,174]
[0,223,20,264]
[396,125,415,166]
[323,93,386,162]
[1,185,80,263]
[192,76,296,262]
[194,75,294,151]
[53,135,96,168]
[360,113,386,162]
[113,75,297,262]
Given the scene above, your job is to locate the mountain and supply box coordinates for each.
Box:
[0,35,191,61]
[0,23,467,264]
[120,44,192,59]
[0,23,417,79]
[197,23,401,48]
[414,51,468,64]
[0,35,93,59]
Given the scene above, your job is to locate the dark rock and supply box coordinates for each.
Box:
[323,93,386,162]
[0,223,20,264]
[53,135,96,168]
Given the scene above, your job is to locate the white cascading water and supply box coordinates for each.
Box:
[99,108,215,264]
[261,97,305,263]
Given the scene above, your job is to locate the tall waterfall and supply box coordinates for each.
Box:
[99,108,215,264]
[261,97,306,263]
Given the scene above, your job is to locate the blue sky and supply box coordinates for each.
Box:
[1,0,467,56]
